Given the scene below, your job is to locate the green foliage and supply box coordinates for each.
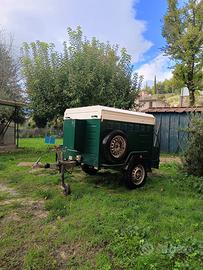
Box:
[22,27,143,127]
[156,78,184,94]
[183,114,203,176]
[144,77,184,94]
[187,175,203,196]
[0,29,22,102]
[162,0,203,105]
[0,29,25,122]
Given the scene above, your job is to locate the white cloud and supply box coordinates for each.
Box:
[0,0,152,61]
[136,54,173,84]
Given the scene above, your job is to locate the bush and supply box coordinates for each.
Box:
[183,114,203,176]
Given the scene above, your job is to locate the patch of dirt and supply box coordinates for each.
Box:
[3,212,21,222]
[25,200,48,219]
[29,168,57,176]
[17,162,45,169]
[29,168,46,174]
[1,198,48,221]
[0,183,48,219]
[160,156,181,164]
[0,183,18,196]
[17,162,34,167]
[0,198,22,206]
[57,241,104,268]
[58,242,80,261]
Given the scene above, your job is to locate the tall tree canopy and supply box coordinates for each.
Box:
[0,29,24,121]
[162,0,203,106]
[21,27,143,127]
[0,29,22,101]
[146,77,184,94]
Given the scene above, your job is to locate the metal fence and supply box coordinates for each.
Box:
[152,112,192,153]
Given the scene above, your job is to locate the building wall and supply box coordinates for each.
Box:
[0,122,15,146]
[139,100,169,111]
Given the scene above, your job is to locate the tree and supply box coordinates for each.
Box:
[143,77,184,94]
[22,27,143,127]
[156,77,184,94]
[0,29,22,101]
[183,114,203,176]
[162,0,203,106]
[21,41,63,127]
[0,29,24,122]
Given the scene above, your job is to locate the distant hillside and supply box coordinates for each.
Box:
[151,93,203,107]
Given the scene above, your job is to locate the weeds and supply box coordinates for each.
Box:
[45,196,69,220]
[0,138,203,269]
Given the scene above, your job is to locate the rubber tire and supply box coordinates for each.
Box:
[81,164,98,175]
[102,130,128,163]
[124,160,147,189]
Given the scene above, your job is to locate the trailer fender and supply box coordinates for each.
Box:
[124,153,151,172]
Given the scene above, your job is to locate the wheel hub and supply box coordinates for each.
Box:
[110,135,126,158]
[131,165,145,185]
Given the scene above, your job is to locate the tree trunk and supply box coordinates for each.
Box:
[188,88,195,107]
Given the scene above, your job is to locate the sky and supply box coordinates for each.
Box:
[0,0,173,85]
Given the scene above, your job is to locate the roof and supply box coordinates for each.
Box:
[142,107,203,113]
[0,99,25,107]
[64,105,155,125]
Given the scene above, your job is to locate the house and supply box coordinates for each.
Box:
[138,96,169,111]
[137,91,170,110]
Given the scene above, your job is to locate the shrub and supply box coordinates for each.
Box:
[183,114,203,176]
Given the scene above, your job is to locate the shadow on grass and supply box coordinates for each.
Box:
[64,168,125,191]
[92,170,124,188]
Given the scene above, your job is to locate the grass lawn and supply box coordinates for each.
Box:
[0,138,202,270]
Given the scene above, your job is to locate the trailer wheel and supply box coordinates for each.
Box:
[124,160,147,189]
[102,130,128,163]
[81,164,98,175]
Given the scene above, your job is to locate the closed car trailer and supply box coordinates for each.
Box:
[62,105,160,189]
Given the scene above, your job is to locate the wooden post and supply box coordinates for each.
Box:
[154,75,157,94]
[16,107,19,148]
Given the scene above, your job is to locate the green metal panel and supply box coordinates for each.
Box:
[75,120,86,151]
[178,114,190,152]
[63,119,101,167]
[100,120,154,164]
[169,113,179,153]
[63,119,85,151]
[160,113,170,152]
[82,119,101,167]
[150,112,200,153]
[63,119,76,151]
[63,119,86,159]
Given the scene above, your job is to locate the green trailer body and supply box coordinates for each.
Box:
[63,119,155,167]
[48,105,161,195]
[100,120,154,165]
[63,106,159,175]
[63,118,101,166]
